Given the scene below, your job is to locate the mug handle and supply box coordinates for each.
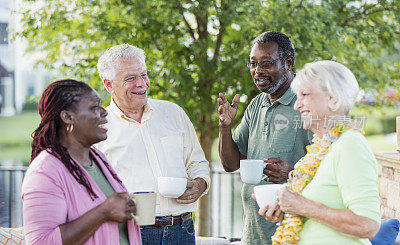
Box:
[261,162,269,182]
[130,197,140,223]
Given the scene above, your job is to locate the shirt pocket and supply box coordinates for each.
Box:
[159,132,186,177]
[270,126,297,153]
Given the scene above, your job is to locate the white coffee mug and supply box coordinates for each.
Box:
[130,191,156,226]
[240,159,268,184]
[157,177,187,198]
[253,184,284,209]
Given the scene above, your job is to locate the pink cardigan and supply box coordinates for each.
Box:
[21,149,142,245]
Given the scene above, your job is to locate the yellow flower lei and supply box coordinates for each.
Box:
[271,122,363,245]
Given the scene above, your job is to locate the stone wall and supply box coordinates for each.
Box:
[376,151,400,219]
[374,116,400,242]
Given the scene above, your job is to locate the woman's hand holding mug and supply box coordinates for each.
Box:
[100,192,136,223]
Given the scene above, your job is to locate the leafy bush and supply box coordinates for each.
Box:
[363,118,382,136]
[380,117,397,135]
[22,99,38,112]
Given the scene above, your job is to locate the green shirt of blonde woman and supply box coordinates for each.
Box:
[299,130,381,244]
[233,88,312,245]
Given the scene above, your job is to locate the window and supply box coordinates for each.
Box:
[0,23,8,44]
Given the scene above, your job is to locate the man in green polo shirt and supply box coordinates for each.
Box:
[217,31,312,245]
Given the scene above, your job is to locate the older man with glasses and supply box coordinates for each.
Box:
[217,31,312,245]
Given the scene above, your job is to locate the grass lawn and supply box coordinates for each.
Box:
[366,134,397,152]
[0,111,397,164]
[0,111,40,162]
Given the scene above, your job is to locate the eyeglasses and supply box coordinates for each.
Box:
[246,58,283,69]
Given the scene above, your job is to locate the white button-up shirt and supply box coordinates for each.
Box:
[95,99,210,216]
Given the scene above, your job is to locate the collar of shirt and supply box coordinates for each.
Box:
[108,98,154,123]
[261,87,296,107]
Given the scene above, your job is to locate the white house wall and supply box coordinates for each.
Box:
[0,0,50,115]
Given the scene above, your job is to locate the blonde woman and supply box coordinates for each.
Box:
[257,61,380,245]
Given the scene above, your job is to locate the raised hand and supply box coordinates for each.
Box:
[100,192,136,223]
[217,93,240,127]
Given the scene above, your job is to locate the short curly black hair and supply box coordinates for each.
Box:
[253,31,295,60]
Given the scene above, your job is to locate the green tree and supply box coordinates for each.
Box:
[16,0,400,236]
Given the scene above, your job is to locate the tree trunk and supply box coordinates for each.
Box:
[196,129,214,237]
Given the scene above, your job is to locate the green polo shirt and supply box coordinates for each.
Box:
[233,88,312,245]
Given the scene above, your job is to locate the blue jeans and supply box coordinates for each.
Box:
[140,218,195,245]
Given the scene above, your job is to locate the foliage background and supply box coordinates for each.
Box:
[17,0,400,139]
[14,0,400,235]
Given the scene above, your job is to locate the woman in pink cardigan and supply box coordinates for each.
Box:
[22,79,142,245]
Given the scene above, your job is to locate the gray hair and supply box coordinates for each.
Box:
[291,60,359,115]
[97,44,146,81]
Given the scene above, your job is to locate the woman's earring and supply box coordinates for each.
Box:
[67,124,74,133]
